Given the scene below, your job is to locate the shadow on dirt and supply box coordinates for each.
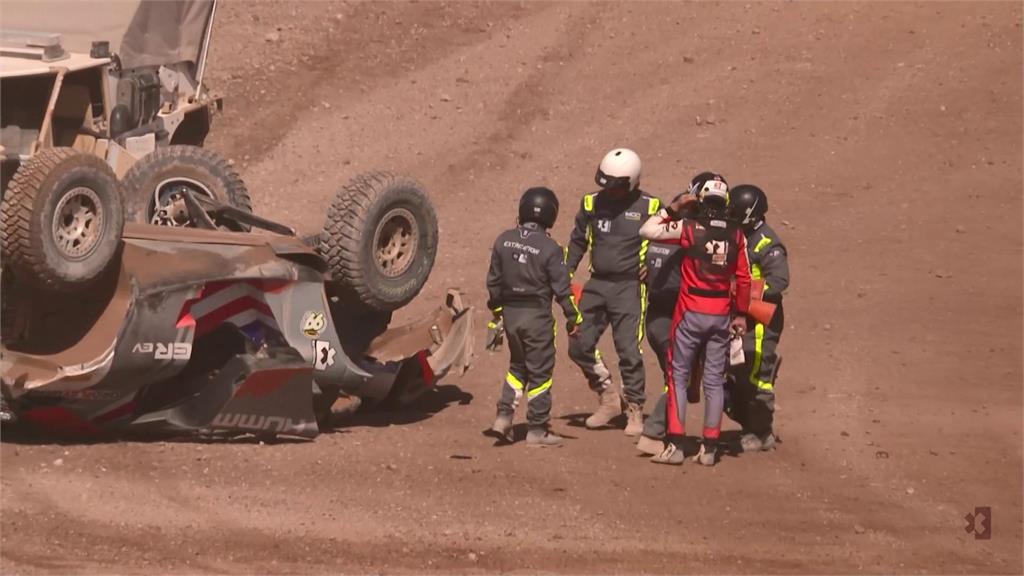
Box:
[0,426,317,446]
[480,423,580,446]
[554,412,760,460]
[557,411,628,429]
[331,384,472,430]
[1,384,472,445]
[622,430,749,460]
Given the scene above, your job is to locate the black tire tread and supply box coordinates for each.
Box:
[122,145,252,224]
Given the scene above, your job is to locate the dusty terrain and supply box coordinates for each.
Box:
[2,1,1022,573]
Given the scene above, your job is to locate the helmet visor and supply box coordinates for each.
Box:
[595,168,632,190]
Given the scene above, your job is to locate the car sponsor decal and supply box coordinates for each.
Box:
[302,311,326,338]
[211,413,314,435]
[312,340,337,371]
[177,280,287,338]
[705,239,729,266]
[132,342,192,360]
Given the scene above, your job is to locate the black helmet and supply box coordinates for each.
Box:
[688,171,729,209]
[518,186,559,228]
[728,184,768,228]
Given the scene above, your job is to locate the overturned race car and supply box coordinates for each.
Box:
[0,166,475,440]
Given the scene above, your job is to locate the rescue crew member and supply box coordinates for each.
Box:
[726,184,790,452]
[634,190,709,456]
[639,172,751,466]
[635,192,685,455]
[486,186,582,447]
[565,148,661,436]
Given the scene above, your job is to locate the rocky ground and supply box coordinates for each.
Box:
[2,1,1022,573]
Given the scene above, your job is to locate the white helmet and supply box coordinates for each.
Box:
[688,171,729,207]
[595,148,642,191]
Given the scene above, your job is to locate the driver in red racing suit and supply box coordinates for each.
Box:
[638,172,751,467]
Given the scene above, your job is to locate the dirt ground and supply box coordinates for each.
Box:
[2,1,1022,574]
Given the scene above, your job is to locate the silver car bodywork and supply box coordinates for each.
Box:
[0,223,474,439]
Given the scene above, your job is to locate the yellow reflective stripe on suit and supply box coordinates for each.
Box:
[637,283,648,348]
[505,373,524,390]
[569,294,583,324]
[583,194,596,272]
[528,379,553,400]
[751,264,770,292]
[648,198,661,215]
[748,323,774,391]
[637,201,656,349]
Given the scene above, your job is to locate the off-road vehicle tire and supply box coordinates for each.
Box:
[0,148,125,292]
[320,171,438,312]
[122,145,252,230]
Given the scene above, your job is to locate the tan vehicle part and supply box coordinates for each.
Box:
[1,1,213,75]
[366,290,475,379]
[1,265,131,397]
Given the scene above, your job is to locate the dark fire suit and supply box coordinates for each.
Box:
[564,189,661,406]
[486,222,582,428]
[727,221,790,437]
[639,237,682,439]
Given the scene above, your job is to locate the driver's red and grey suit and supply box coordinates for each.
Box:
[639,208,750,442]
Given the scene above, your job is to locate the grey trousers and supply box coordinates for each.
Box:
[643,308,709,440]
[568,277,647,405]
[668,311,730,441]
[496,306,556,428]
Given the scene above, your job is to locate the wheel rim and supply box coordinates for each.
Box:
[150,177,214,226]
[52,186,104,261]
[372,207,418,278]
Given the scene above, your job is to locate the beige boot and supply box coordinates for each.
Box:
[636,434,664,456]
[526,427,563,447]
[585,386,622,429]
[624,402,644,436]
[490,412,513,443]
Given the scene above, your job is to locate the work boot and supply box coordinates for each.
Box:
[741,431,777,452]
[635,434,664,456]
[526,427,563,447]
[650,440,686,465]
[624,402,644,436]
[694,441,718,467]
[490,412,513,443]
[585,386,622,429]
